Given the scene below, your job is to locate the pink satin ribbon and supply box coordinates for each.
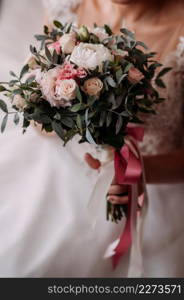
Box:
[112,126,144,269]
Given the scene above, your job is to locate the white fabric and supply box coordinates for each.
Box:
[0,0,184,278]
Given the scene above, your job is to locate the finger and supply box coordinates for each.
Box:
[107,195,129,205]
[85,153,101,170]
[108,184,128,195]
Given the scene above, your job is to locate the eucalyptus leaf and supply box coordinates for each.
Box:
[14,112,20,125]
[30,45,37,55]
[45,46,52,62]
[116,69,123,82]
[44,25,49,35]
[86,128,97,145]
[71,103,82,112]
[1,114,8,133]
[25,76,36,84]
[20,64,29,79]
[9,80,19,87]
[106,76,116,88]
[99,111,106,127]
[13,89,23,95]
[106,112,112,127]
[52,50,59,64]
[157,67,172,78]
[155,78,166,88]
[136,41,149,50]
[120,111,130,117]
[53,20,64,29]
[116,115,123,135]
[10,71,16,77]
[61,117,74,128]
[104,24,113,35]
[52,121,65,140]
[124,63,133,73]
[0,100,8,113]
[118,74,127,85]
[76,87,82,103]
[120,28,135,40]
[76,114,82,130]
[85,108,90,126]
[0,85,7,92]
[34,35,48,41]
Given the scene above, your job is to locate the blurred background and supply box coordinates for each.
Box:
[0,0,43,80]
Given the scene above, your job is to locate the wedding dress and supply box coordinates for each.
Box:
[0,0,184,277]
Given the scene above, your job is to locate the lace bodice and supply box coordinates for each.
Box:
[139,38,184,155]
[43,0,184,155]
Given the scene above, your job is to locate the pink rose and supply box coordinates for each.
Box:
[128,67,144,84]
[57,63,87,80]
[48,41,61,55]
[57,62,77,80]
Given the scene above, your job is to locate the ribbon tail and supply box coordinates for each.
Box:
[112,186,132,269]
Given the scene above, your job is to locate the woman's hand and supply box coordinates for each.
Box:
[85,153,129,204]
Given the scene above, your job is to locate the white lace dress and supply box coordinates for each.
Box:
[0,0,183,277]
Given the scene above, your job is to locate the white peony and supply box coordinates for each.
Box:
[70,43,114,71]
[12,94,27,110]
[59,33,76,54]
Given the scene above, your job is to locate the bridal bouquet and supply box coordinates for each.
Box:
[0,22,170,223]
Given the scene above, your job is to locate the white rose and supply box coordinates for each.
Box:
[92,27,109,41]
[59,33,76,54]
[12,94,27,110]
[70,43,114,71]
[55,79,77,103]
[83,77,103,97]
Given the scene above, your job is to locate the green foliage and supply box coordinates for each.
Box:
[0,100,8,113]
[1,114,8,133]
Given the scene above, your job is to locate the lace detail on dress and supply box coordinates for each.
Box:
[43,0,81,24]
[139,37,184,155]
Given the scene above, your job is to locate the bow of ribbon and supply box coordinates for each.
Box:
[112,126,144,269]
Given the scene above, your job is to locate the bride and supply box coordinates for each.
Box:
[0,0,184,277]
[44,0,184,277]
